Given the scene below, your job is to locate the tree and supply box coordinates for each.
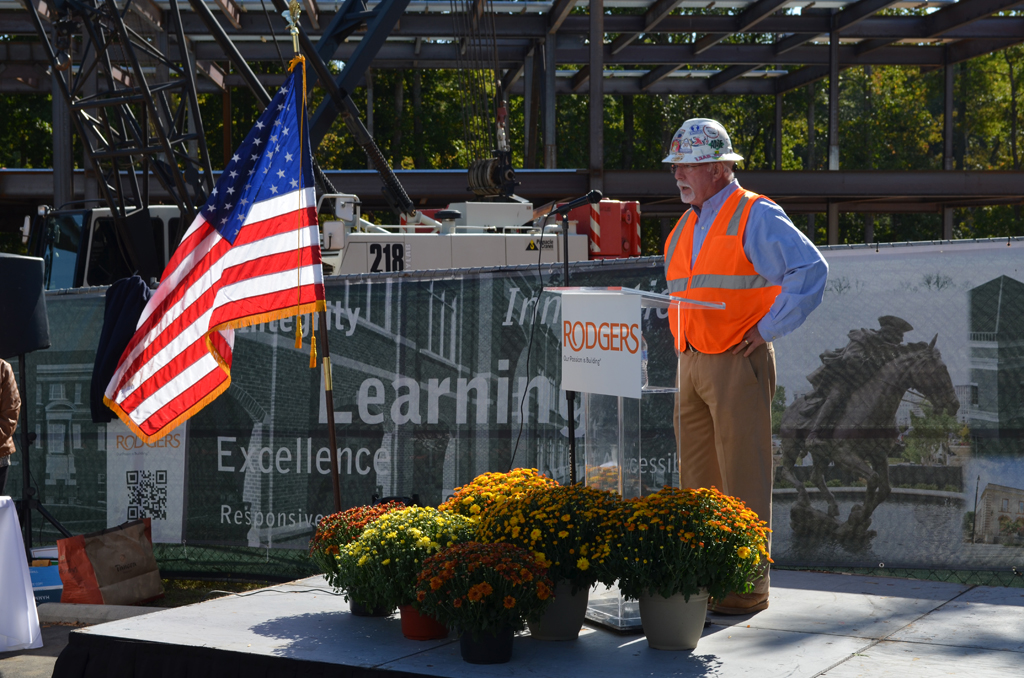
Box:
[771,385,787,435]
[903,402,959,465]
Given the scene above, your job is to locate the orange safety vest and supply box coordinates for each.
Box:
[664,187,781,354]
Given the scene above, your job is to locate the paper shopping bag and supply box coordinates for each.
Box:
[57,518,164,605]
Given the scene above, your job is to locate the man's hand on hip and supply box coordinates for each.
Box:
[732,326,766,357]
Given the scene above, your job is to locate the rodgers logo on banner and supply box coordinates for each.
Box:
[560,292,642,399]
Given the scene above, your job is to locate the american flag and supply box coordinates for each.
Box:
[104,59,325,443]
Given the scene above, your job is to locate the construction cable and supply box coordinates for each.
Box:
[258,0,288,69]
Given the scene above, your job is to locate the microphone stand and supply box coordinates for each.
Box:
[553,189,599,485]
[561,210,578,485]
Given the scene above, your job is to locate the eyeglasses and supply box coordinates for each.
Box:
[669,163,706,174]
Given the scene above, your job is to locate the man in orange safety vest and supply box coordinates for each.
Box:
[664,118,828,614]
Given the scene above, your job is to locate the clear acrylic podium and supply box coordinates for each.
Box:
[550,287,723,629]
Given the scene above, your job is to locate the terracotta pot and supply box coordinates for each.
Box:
[638,590,709,651]
[527,580,589,640]
[459,627,514,664]
[349,599,392,617]
[399,605,449,640]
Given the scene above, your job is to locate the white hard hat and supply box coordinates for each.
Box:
[662,118,744,164]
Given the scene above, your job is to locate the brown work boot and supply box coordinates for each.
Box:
[707,591,769,615]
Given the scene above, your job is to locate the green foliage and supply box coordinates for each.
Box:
[475,483,619,593]
[903,403,959,464]
[0,93,53,169]
[962,511,975,541]
[607,487,771,602]
[413,541,553,637]
[0,233,28,255]
[771,385,787,434]
[308,501,406,579]
[334,506,476,610]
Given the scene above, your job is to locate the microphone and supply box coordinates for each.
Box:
[553,190,603,215]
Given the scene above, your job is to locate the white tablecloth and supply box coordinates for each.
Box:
[0,496,43,652]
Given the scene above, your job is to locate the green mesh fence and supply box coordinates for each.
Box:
[153,544,320,583]
[13,241,1024,586]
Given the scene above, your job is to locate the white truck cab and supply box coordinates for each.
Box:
[29,193,593,289]
[29,204,182,290]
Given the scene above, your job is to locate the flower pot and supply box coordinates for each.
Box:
[638,590,709,651]
[459,627,515,664]
[349,599,392,617]
[527,580,589,640]
[399,605,449,640]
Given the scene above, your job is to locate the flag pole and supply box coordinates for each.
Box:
[286,0,341,512]
[320,312,342,513]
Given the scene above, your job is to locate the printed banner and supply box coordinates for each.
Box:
[105,420,187,543]
[7,241,1024,576]
[560,292,643,399]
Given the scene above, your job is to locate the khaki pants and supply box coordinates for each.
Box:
[674,342,776,596]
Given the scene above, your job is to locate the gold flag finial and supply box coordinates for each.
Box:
[283,0,302,54]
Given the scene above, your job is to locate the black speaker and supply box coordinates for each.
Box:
[0,253,51,359]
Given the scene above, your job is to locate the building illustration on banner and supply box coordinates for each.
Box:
[968,276,1024,455]
[973,483,1024,545]
[36,363,94,506]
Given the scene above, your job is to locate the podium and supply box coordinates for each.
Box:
[550,286,723,629]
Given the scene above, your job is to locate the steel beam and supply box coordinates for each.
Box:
[0,39,1002,68]
[692,0,789,54]
[548,0,576,34]
[828,29,839,171]
[51,68,72,208]
[532,75,779,95]
[7,169,1024,208]
[946,36,1024,64]
[544,36,556,168]
[5,11,1024,41]
[572,64,591,91]
[589,0,603,193]
[774,92,782,171]
[708,0,903,92]
[0,72,784,95]
[639,64,679,91]
[608,0,684,55]
[944,61,954,171]
[925,0,1024,37]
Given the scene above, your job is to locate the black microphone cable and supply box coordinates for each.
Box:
[508,191,601,472]
[508,208,553,472]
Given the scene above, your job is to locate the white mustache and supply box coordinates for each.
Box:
[677,182,692,191]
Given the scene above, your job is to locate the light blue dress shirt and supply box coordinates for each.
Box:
[687,179,828,343]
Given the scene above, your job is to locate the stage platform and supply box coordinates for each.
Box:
[51,570,1024,678]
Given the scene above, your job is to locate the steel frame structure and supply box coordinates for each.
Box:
[3,0,1023,239]
[17,0,213,257]
[5,2,1023,92]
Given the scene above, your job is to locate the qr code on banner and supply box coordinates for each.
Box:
[126,470,168,521]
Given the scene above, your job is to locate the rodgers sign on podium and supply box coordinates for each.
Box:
[561,292,642,399]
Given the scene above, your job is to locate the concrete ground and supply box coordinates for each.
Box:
[0,604,158,678]
[0,624,73,678]
[3,571,1023,677]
